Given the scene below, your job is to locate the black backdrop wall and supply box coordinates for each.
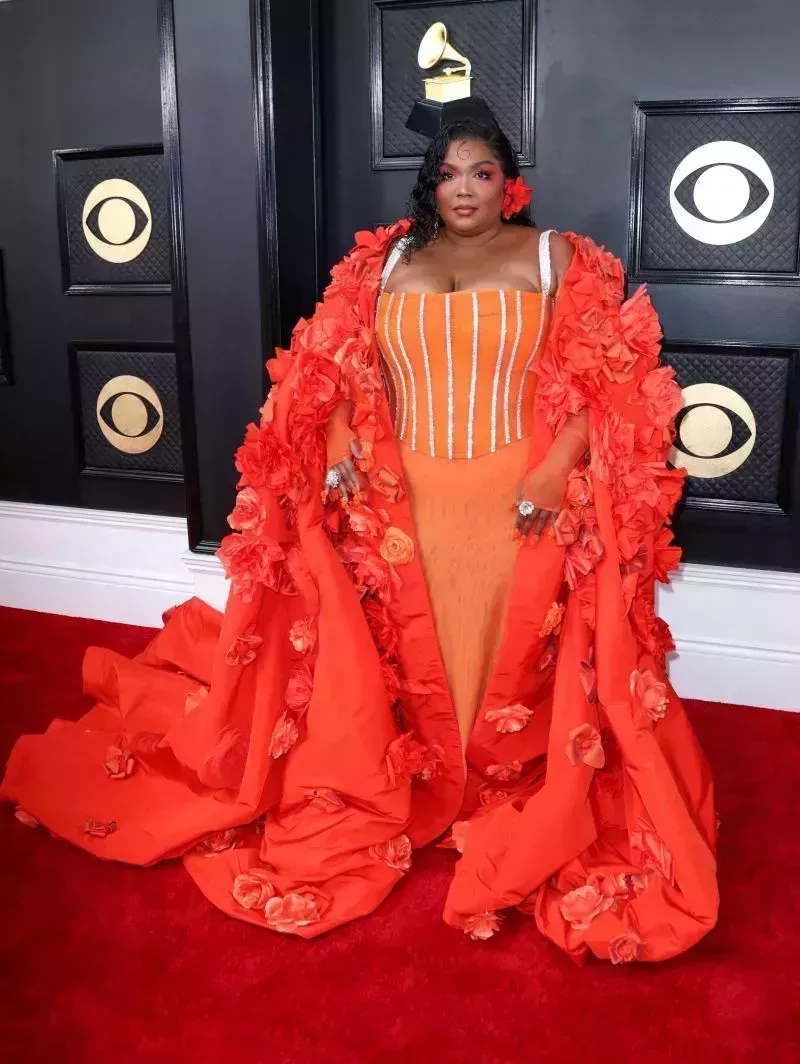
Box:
[0,0,799,569]
[0,0,180,516]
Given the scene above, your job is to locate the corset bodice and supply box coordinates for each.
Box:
[375,287,551,460]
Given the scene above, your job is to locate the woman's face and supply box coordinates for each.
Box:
[434,137,505,235]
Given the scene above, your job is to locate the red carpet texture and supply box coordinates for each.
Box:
[0,604,798,1064]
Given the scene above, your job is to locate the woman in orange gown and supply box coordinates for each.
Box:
[1,109,718,964]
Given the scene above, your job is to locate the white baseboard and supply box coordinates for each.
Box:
[0,501,797,711]
[0,501,197,627]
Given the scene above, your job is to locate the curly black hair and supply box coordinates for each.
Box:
[403,115,534,259]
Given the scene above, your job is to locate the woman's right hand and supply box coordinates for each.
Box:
[324,438,366,502]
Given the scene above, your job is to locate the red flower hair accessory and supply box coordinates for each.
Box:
[502,176,532,219]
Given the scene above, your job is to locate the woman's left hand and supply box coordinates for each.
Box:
[514,460,569,538]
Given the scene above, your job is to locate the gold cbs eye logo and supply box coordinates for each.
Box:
[82,178,152,263]
[96,375,163,454]
[669,382,756,478]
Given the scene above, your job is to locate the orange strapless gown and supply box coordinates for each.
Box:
[375,287,551,748]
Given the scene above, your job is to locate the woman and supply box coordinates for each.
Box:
[1,110,719,965]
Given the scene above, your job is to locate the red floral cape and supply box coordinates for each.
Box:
[1,221,719,964]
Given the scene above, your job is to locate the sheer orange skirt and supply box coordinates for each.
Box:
[398,435,530,750]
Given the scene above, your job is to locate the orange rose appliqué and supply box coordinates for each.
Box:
[484,703,534,734]
[379,526,415,566]
[232,870,276,910]
[463,911,502,940]
[565,723,605,769]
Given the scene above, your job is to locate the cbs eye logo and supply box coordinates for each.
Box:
[669,383,756,478]
[670,140,773,245]
[96,375,163,454]
[82,178,152,263]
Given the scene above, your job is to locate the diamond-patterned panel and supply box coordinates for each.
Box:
[73,346,183,477]
[377,0,529,162]
[59,149,171,287]
[640,109,800,274]
[662,347,791,505]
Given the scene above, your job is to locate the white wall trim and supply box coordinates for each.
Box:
[0,501,797,710]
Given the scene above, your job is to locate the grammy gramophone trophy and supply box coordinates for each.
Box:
[406,22,495,137]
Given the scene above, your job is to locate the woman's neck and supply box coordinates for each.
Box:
[439,221,505,249]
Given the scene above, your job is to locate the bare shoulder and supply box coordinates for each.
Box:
[548,232,575,289]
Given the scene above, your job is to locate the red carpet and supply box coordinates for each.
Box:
[0,605,798,1064]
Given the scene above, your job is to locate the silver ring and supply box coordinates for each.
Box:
[324,468,342,489]
[517,499,536,518]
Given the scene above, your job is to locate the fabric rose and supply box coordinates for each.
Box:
[233,420,299,497]
[539,602,565,637]
[478,784,512,808]
[486,760,523,783]
[348,505,387,539]
[369,465,404,502]
[288,617,317,655]
[560,877,617,931]
[630,668,668,723]
[385,732,438,784]
[565,471,592,508]
[224,633,263,667]
[608,929,644,965]
[104,745,135,779]
[264,891,322,933]
[379,526,414,566]
[563,542,594,590]
[654,527,682,582]
[232,870,276,910]
[463,911,502,940]
[192,828,238,855]
[565,723,605,769]
[636,366,683,429]
[216,533,288,603]
[630,825,675,885]
[619,285,662,365]
[361,597,400,660]
[14,806,40,828]
[602,334,638,384]
[369,834,412,872]
[304,788,346,812]
[625,872,651,896]
[285,662,314,716]
[269,712,299,759]
[590,412,635,485]
[484,703,534,734]
[553,508,580,548]
[338,540,400,603]
[227,486,267,533]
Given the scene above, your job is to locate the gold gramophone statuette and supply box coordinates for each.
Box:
[418,22,473,103]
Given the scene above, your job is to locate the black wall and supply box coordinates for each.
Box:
[0,0,180,514]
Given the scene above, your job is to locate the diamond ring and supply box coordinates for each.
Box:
[517,499,536,518]
[324,468,342,489]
